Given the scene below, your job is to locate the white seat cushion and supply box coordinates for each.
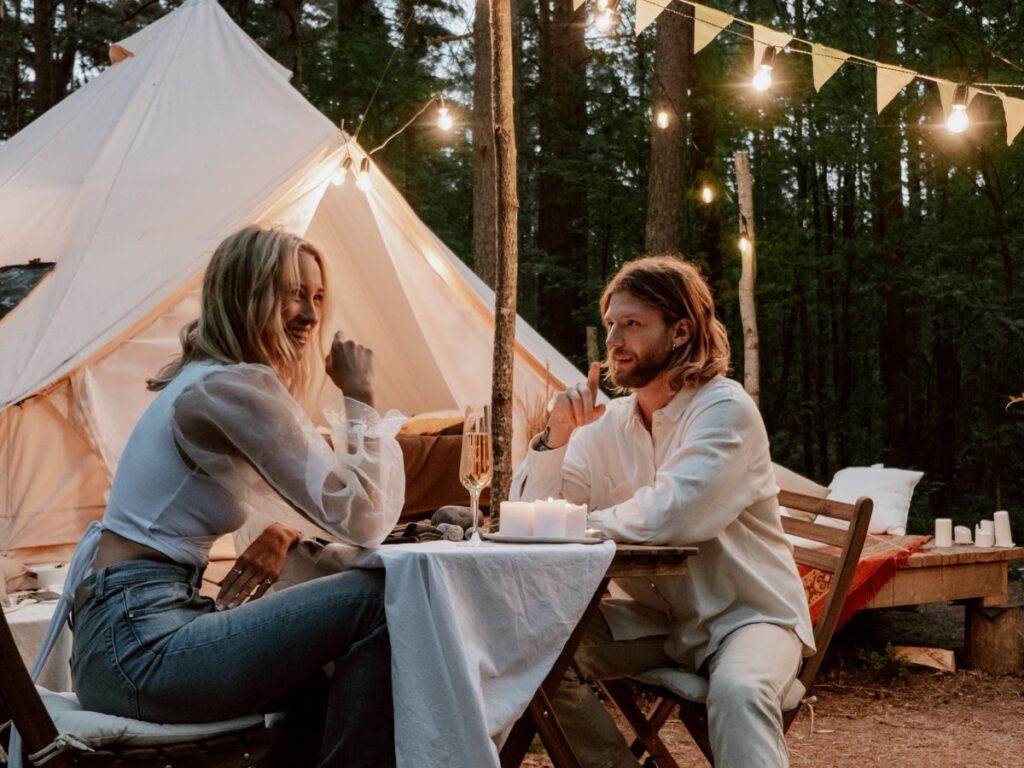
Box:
[632,668,807,712]
[38,687,265,748]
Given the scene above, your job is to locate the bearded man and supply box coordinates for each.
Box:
[511,255,813,768]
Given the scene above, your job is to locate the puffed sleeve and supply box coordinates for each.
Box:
[171,364,405,548]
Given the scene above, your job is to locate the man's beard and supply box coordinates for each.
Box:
[607,337,675,389]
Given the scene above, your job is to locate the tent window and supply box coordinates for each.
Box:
[1,262,55,322]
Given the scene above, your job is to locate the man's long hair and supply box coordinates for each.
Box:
[600,254,730,389]
[147,225,327,397]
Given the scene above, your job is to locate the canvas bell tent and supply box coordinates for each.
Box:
[0,0,583,559]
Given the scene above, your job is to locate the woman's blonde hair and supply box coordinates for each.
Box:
[600,254,730,389]
[148,225,326,396]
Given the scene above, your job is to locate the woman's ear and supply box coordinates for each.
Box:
[672,319,693,350]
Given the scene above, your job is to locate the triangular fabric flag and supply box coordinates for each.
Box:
[573,0,586,10]
[693,3,734,53]
[999,93,1024,145]
[750,24,792,74]
[876,66,916,113]
[968,86,983,106]
[635,0,670,36]
[937,80,957,120]
[811,44,849,92]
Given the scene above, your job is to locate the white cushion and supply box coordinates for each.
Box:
[826,465,923,535]
[38,687,264,748]
[632,668,806,712]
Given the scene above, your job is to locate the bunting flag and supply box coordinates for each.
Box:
[750,24,792,73]
[693,3,734,53]
[573,0,586,10]
[811,44,849,92]
[876,66,916,113]
[635,0,671,36]
[999,93,1024,145]
[937,80,957,120]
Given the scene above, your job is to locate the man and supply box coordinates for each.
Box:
[511,255,813,768]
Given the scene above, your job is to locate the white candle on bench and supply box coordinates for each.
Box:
[500,502,534,537]
[993,510,1014,547]
[954,525,973,545]
[934,519,953,548]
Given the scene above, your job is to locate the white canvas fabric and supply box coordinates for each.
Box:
[0,0,586,555]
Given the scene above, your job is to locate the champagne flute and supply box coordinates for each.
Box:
[459,405,492,546]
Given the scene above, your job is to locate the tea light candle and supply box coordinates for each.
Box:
[954,525,973,545]
[933,518,953,548]
[534,499,567,538]
[500,502,535,537]
[975,530,995,548]
[565,504,588,539]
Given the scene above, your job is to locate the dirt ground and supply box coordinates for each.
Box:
[522,569,1024,768]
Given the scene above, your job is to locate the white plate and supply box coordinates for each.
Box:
[481,533,607,545]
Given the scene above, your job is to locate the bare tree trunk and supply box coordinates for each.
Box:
[275,0,303,89]
[32,0,58,113]
[690,54,722,296]
[735,150,759,405]
[489,0,519,513]
[644,2,691,254]
[472,0,497,287]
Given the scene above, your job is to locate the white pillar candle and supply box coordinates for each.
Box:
[565,504,588,539]
[534,499,568,538]
[975,530,995,548]
[993,510,1014,547]
[979,519,995,536]
[954,525,973,545]
[934,518,953,548]
[500,502,535,537]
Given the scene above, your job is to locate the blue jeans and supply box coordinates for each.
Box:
[71,560,394,768]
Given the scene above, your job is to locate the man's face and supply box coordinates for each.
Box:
[602,290,678,389]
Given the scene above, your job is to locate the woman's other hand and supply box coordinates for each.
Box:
[216,522,300,610]
[325,331,375,407]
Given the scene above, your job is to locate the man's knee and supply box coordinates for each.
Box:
[707,669,781,718]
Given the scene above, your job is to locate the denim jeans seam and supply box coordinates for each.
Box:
[106,622,141,720]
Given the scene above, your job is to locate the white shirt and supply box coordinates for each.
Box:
[103,361,405,568]
[511,376,814,670]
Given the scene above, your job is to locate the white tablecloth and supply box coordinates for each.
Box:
[4,600,72,692]
[353,540,616,768]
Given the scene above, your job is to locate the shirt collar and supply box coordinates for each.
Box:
[659,385,699,422]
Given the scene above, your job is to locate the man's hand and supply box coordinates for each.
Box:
[325,331,375,407]
[543,363,606,449]
[216,522,300,610]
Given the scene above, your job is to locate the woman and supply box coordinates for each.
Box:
[70,226,404,768]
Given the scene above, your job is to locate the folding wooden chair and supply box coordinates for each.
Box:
[601,490,873,767]
[0,607,275,768]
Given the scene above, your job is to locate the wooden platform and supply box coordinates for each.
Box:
[865,543,1024,609]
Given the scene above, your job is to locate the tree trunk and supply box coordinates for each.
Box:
[472,0,497,287]
[275,0,303,89]
[32,0,58,114]
[644,2,691,254]
[535,0,587,358]
[489,0,519,513]
[735,151,759,406]
[400,0,422,209]
[690,54,722,297]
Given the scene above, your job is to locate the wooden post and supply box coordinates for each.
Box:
[489,0,519,518]
[586,326,600,365]
[965,605,1024,675]
[734,150,760,405]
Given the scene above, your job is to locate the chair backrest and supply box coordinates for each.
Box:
[0,608,73,767]
[778,490,873,696]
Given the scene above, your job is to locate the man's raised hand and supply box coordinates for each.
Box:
[543,362,606,449]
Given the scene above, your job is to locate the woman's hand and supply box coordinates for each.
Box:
[542,362,606,449]
[216,522,300,610]
[325,331,375,407]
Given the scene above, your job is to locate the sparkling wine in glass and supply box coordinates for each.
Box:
[459,405,492,546]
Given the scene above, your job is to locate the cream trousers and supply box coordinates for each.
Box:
[552,616,802,768]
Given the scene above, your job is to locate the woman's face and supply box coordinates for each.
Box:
[280,249,324,348]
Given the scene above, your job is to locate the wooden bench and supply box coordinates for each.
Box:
[865,543,1024,674]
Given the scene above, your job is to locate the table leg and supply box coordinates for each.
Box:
[499,577,610,768]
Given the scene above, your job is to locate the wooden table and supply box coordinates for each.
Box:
[499,544,696,768]
[865,543,1024,674]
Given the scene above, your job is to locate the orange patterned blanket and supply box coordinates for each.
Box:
[800,534,932,629]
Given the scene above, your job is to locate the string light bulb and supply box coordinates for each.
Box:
[947,84,969,134]
[597,0,609,10]
[356,158,372,192]
[595,7,615,33]
[752,46,778,92]
[437,97,453,131]
[700,184,714,204]
[330,155,353,186]
[656,110,669,129]
[739,235,752,254]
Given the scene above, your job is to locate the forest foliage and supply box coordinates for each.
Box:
[3,0,1023,532]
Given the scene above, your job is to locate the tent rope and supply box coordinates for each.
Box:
[353,12,417,142]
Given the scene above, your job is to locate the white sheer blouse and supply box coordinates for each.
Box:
[102,361,405,568]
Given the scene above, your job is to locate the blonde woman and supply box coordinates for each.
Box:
[69,226,404,768]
